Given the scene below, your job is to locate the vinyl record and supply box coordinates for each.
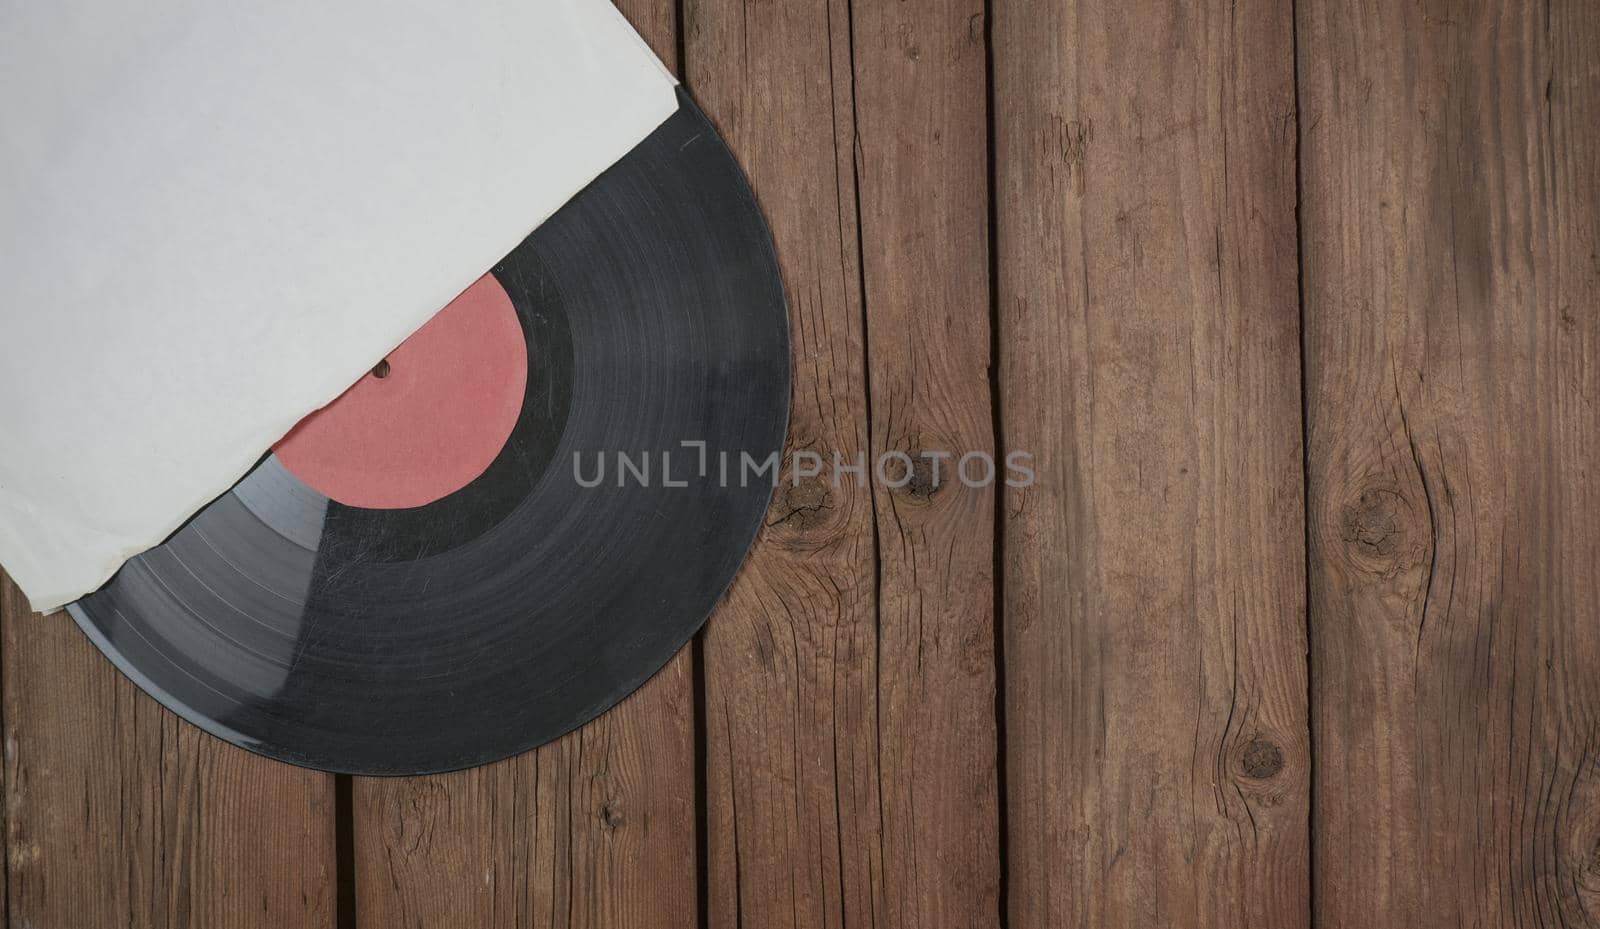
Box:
[66,88,790,775]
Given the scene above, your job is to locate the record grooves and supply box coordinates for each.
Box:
[68,89,790,775]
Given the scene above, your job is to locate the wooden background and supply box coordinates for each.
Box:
[2,0,1597,926]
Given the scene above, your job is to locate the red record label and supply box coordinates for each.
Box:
[273,273,528,510]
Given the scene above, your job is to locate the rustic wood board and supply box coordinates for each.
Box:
[0,572,337,929]
[851,0,1003,925]
[684,0,883,926]
[992,0,1311,926]
[687,0,1008,921]
[350,4,700,928]
[351,659,696,929]
[1300,0,1600,925]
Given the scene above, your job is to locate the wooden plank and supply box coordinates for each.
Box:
[1,571,337,928]
[1300,2,1600,925]
[851,0,1003,926]
[992,1,1310,926]
[350,5,699,927]
[352,658,697,928]
[683,0,881,927]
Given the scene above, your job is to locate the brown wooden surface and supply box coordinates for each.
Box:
[853,0,1002,925]
[351,659,696,929]
[685,0,885,926]
[1301,1,1600,926]
[0,575,336,929]
[993,0,1310,927]
[689,0,1005,926]
[6,2,1600,927]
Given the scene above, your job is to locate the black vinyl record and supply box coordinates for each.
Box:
[67,89,790,775]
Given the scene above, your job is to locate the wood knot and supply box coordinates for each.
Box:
[600,800,625,831]
[763,449,860,552]
[902,452,943,501]
[1240,739,1284,779]
[769,478,833,531]
[1339,487,1418,571]
[1564,795,1600,906]
[881,446,952,503]
[915,457,934,498]
[1344,492,1402,553]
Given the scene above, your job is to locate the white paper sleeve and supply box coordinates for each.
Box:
[0,0,678,611]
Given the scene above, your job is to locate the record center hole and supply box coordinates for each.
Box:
[371,358,391,380]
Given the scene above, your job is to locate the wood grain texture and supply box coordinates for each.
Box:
[352,657,697,929]
[992,0,1310,926]
[351,6,698,928]
[1300,1,1600,926]
[0,572,336,929]
[851,0,1003,925]
[683,0,881,926]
